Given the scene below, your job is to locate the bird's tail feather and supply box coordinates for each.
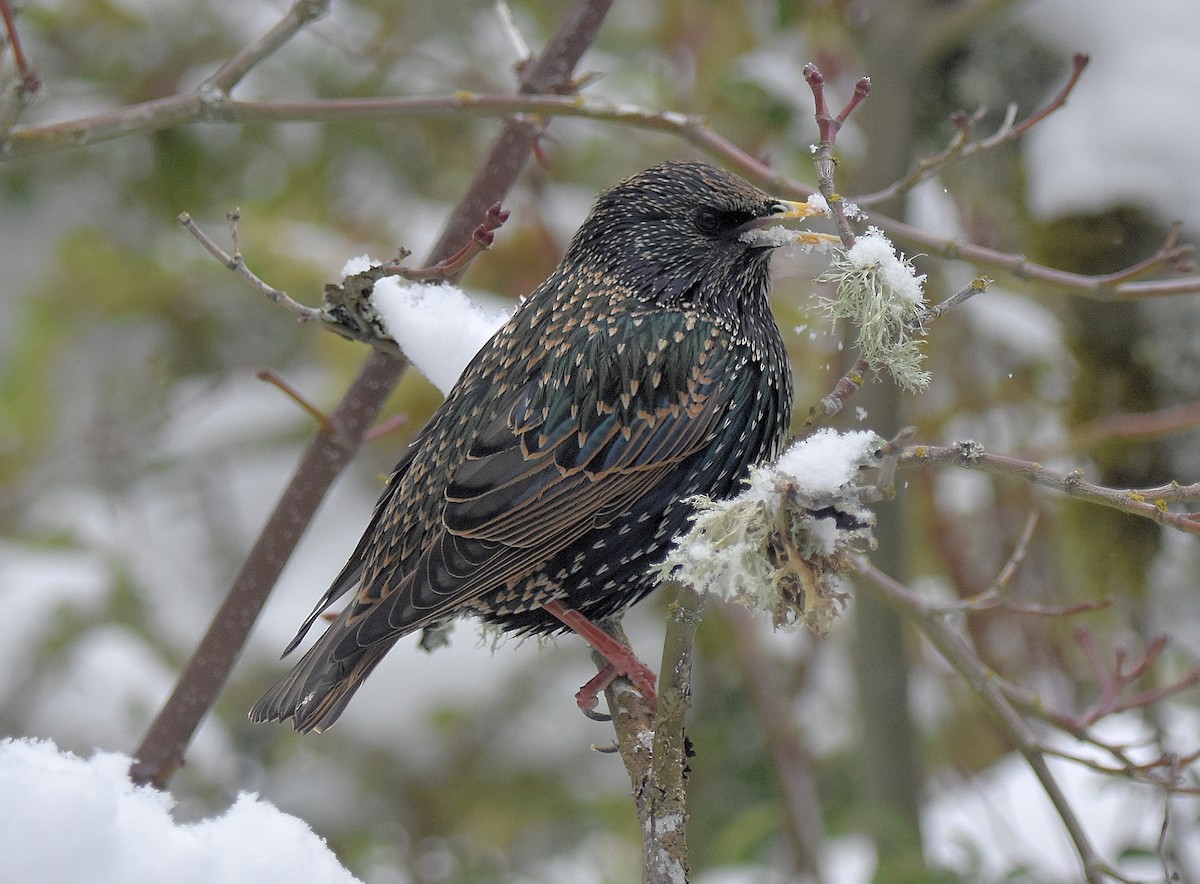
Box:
[249,625,395,734]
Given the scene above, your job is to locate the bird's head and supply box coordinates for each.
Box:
[563,161,810,318]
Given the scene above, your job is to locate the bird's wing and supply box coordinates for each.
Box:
[332,315,737,651]
[279,439,422,657]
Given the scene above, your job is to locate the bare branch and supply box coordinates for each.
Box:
[494,1,533,69]
[178,211,321,322]
[932,510,1043,613]
[1041,398,1200,457]
[873,211,1199,300]
[856,54,1090,206]
[1001,680,1200,795]
[0,0,39,94]
[255,370,333,432]
[797,64,875,427]
[387,202,511,281]
[4,61,1198,300]
[925,276,990,320]
[803,359,868,427]
[855,559,1113,883]
[1073,628,1200,728]
[899,442,1200,535]
[602,583,705,883]
[804,269,987,429]
[203,0,331,93]
[802,64,870,248]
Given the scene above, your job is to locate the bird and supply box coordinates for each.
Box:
[250,161,805,733]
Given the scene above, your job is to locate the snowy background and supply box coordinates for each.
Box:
[2,0,1199,881]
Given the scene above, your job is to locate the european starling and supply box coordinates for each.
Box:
[251,161,803,732]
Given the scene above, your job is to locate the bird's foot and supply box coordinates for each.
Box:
[543,599,658,716]
[575,666,617,721]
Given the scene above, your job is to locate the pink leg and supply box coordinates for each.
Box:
[542,599,658,713]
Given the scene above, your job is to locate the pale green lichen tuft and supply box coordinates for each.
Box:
[657,432,881,634]
[817,229,930,393]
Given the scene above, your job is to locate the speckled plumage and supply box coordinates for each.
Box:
[251,162,795,732]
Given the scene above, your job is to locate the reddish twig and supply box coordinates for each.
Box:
[0,0,39,93]
[802,63,870,145]
[363,412,409,442]
[802,63,870,247]
[999,53,1089,143]
[1003,598,1114,617]
[388,202,510,280]
[255,370,333,432]
[1036,743,1200,796]
[855,559,1111,882]
[1073,628,1200,728]
[1042,398,1200,458]
[856,54,1089,206]
[799,63,874,427]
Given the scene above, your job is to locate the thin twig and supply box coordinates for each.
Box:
[1040,398,1200,458]
[255,370,333,432]
[856,54,1090,206]
[804,358,868,427]
[0,0,39,93]
[997,670,1200,793]
[178,211,320,322]
[1035,743,1200,796]
[1072,628,1200,729]
[933,510,1041,613]
[799,64,872,426]
[855,559,1113,884]
[363,412,409,442]
[872,211,1197,300]
[203,0,331,94]
[925,276,991,320]
[494,0,532,68]
[802,63,869,248]
[387,202,510,280]
[899,442,1200,535]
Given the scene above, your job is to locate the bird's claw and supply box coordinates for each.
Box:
[574,660,657,721]
[576,666,616,720]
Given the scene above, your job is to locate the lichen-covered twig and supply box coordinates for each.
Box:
[898,441,1200,536]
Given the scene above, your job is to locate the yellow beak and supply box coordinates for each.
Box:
[772,198,825,220]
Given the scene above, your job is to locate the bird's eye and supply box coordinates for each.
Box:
[694,208,723,235]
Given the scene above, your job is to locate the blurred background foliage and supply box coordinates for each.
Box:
[3,1,1199,882]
